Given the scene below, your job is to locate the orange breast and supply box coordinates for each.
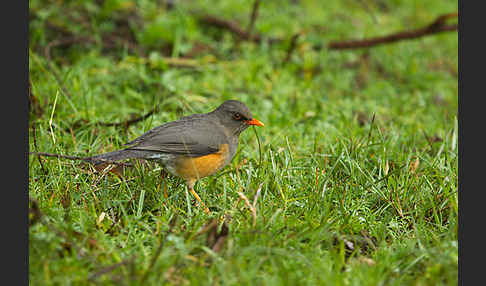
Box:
[175,144,229,180]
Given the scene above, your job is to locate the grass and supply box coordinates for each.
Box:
[29,0,457,285]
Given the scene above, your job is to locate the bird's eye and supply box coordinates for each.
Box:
[233,113,242,120]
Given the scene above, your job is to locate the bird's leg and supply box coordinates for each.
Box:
[156,169,169,211]
[157,169,169,199]
[161,169,168,199]
[189,188,211,214]
[187,180,210,214]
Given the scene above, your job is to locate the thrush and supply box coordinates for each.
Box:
[86,100,264,213]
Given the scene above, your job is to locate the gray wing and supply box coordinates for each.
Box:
[124,114,227,157]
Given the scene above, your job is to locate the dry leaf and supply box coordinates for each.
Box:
[97,212,106,226]
[204,218,230,253]
[409,157,420,174]
[357,256,376,266]
[384,161,389,175]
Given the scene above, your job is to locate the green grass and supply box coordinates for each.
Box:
[29,0,457,285]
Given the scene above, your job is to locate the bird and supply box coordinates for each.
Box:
[86,100,264,213]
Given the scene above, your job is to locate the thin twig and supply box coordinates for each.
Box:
[104,34,146,56]
[247,0,261,37]
[200,15,261,42]
[237,191,257,227]
[328,12,458,50]
[66,104,159,132]
[88,257,135,282]
[160,57,202,68]
[31,124,47,175]
[96,106,159,128]
[284,32,302,63]
[199,15,281,44]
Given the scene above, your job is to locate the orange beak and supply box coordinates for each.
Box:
[246,118,265,127]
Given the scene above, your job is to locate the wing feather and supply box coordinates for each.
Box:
[124,114,227,157]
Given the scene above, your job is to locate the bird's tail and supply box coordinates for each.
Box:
[85,149,147,164]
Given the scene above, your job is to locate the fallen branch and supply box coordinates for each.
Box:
[103,34,147,56]
[158,57,203,68]
[45,34,204,70]
[328,12,458,50]
[199,15,280,44]
[95,106,159,128]
[65,105,159,132]
[40,7,144,56]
